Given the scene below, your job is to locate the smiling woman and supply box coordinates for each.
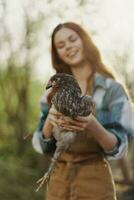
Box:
[54,27,85,66]
[32,22,134,200]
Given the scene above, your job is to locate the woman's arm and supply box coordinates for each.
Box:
[42,116,53,139]
[56,114,118,151]
[32,104,57,154]
[84,114,119,151]
[32,89,57,154]
[53,114,126,160]
[42,105,62,138]
[55,81,130,159]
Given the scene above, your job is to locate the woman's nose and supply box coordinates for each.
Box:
[65,41,73,50]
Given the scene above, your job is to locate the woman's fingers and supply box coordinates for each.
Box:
[76,114,92,122]
[48,113,65,128]
[47,114,57,126]
[49,110,62,116]
[48,106,92,131]
[59,119,86,131]
[61,117,87,127]
[49,105,62,116]
[62,125,85,131]
[48,114,85,131]
[49,120,58,127]
[59,117,88,130]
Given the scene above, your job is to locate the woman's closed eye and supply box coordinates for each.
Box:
[56,42,65,49]
[69,36,77,42]
[56,36,78,49]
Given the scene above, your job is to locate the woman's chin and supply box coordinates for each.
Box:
[66,58,84,66]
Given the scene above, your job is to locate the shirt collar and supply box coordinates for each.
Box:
[93,73,107,90]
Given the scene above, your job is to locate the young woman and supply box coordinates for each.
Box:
[32,22,134,200]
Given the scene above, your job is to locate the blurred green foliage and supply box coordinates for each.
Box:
[0,2,51,198]
[0,72,49,199]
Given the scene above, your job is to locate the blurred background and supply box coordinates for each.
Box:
[0,0,134,199]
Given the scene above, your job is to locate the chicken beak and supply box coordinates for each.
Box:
[46,81,52,89]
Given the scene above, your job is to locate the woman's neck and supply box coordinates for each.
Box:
[70,61,92,82]
[70,61,93,95]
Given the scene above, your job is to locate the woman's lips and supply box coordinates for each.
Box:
[67,49,79,58]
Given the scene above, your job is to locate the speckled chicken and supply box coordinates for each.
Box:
[36,73,94,192]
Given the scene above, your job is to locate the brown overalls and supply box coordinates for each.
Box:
[46,132,117,200]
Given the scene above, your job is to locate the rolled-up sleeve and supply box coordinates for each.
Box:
[103,125,128,160]
[32,89,56,154]
[97,82,133,160]
[32,106,56,154]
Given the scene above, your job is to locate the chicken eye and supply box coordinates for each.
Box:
[52,80,57,86]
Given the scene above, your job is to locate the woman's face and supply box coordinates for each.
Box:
[54,27,85,66]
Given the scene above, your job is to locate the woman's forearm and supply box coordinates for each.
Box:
[42,116,53,139]
[86,114,118,151]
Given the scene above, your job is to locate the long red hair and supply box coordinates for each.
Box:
[51,22,115,78]
[48,22,116,106]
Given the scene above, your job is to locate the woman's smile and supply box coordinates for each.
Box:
[67,48,79,58]
[54,27,85,65]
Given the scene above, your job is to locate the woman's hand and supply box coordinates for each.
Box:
[48,106,118,152]
[47,105,62,127]
[48,105,93,132]
[58,115,93,132]
[42,105,63,138]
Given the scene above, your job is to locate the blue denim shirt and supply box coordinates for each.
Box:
[32,73,134,160]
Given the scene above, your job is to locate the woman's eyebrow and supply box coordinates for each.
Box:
[68,34,77,40]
